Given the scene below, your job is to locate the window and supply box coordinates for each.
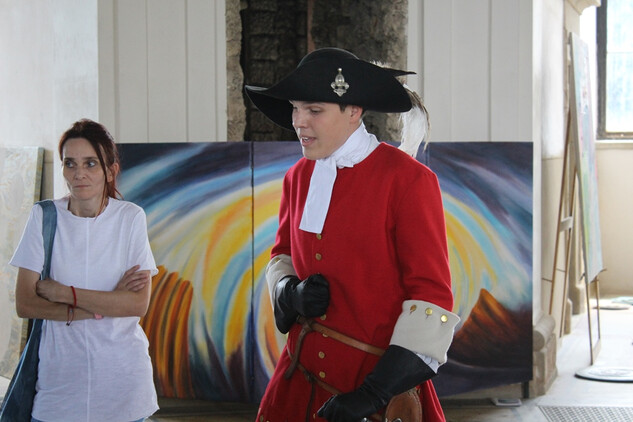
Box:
[596,0,633,139]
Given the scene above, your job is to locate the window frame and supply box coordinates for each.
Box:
[596,0,633,140]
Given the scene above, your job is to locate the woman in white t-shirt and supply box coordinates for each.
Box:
[10,119,159,422]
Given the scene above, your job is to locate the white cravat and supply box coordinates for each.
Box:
[299,122,379,233]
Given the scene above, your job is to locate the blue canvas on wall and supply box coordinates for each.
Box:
[428,142,533,396]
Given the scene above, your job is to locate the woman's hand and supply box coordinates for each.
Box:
[36,278,72,304]
[116,265,150,292]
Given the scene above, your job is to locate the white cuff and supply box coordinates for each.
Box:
[265,254,296,308]
[417,353,439,373]
[390,300,460,365]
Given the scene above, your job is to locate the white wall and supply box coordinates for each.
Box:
[540,0,567,160]
[595,144,633,295]
[0,0,100,198]
[420,0,533,143]
[409,0,543,323]
[97,0,227,144]
[0,0,228,188]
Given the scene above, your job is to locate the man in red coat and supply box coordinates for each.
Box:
[245,48,459,422]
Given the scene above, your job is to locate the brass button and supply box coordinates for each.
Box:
[425,308,433,316]
[316,233,322,240]
[322,333,328,338]
[319,371,326,379]
[318,351,325,359]
[410,304,417,313]
[320,314,327,321]
[441,314,448,323]
[315,253,322,260]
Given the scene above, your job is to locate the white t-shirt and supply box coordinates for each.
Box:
[10,197,159,422]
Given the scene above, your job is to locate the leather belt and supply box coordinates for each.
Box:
[284,316,384,380]
[283,316,386,422]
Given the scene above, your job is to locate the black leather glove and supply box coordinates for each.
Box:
[317,345,436,422]
[273,274,329,333]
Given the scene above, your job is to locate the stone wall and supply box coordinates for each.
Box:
[241,0,308,141]
[310,0,409,142]
[236,0,409,142]
[226,0,246,141]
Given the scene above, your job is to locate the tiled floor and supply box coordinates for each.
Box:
[2,299,632,421]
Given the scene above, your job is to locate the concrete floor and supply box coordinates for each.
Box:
[440,299,633,421]
[2,300,632,421]
[149,299,633,422]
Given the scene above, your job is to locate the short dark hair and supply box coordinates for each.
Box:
[339,103,366,119]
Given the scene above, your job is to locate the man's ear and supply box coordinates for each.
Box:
[349,105,363,122]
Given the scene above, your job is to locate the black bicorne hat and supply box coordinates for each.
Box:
[244,48,415,131]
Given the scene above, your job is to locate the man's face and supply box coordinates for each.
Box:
[290,101,362,160]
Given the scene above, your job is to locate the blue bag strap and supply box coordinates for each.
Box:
[0,201,56,420]
[36,200,57,280]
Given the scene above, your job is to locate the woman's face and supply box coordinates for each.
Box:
[62,137,111,204]
[291,101,362,160]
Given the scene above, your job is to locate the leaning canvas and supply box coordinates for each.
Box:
[0,147,44,378]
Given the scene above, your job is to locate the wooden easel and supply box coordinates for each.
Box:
[548,113,576,339]
[584,274,602,365]
[547,116,602,364]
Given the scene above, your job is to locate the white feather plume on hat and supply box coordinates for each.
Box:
[399,84,430,157]
[369,60,429,158]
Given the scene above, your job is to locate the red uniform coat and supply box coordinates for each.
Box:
[257,143,454,422]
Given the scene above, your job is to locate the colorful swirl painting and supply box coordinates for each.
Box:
[425,143,533,396]
[118,141,533,402]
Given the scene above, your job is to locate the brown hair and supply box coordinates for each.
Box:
[58,119,122,202]
[338,103,366,119]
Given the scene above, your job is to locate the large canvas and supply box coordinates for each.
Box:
[427,142,533,395]
[570,33,604,284]
[569,32,603,362]
[118,141,533,402]
[119,142,254,401]
[0,147,44,378]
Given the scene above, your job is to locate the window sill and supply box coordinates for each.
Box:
[596,140,633,150]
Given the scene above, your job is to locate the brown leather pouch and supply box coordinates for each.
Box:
[384,389,423,422]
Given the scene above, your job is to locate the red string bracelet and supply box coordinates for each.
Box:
[70,285,77,308]
[66,286,77,326]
